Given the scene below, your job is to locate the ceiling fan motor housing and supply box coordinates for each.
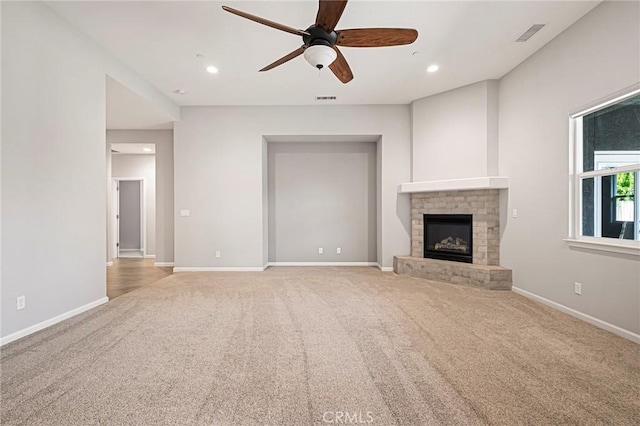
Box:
[303,25,338,47]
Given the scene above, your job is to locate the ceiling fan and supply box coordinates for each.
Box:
[222,0,418,84]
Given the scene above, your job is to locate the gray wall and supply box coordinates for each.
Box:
[268,142,377,263]
[1,2,178,340]
[2,1,106,338]
[498,1,640,335]
[106,130,174,264]
[174,106,410,269]
[411,80,499,181]
[118,181,142,250]
[111,154,156,255]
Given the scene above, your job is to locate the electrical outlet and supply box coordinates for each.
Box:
[574,282,582,295]
[336,247,342,254]
[17,296,26,310]
[215,251,221,258]
[318,247,323,254]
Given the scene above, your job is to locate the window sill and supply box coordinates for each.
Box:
[564,237,640,256]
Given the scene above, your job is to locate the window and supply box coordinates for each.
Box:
[591,152,639,239]
[569,87,640,254]
[614,172,635,222]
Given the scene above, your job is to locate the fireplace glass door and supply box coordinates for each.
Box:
[423,214,473,263]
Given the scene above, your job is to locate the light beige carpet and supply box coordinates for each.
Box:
[1,267,639,425]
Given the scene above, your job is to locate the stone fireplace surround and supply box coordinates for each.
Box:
[394,186,512,290]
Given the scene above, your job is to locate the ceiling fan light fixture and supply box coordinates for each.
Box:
[303,45,337,70]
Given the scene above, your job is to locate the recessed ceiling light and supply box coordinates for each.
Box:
[173,89,187,95]
[206,66,219,74]
[142,147,152,153]
[427,64,439,73]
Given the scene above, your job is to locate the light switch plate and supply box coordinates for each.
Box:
[180,209,190,217]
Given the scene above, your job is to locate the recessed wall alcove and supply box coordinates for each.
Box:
[262,135,382,267]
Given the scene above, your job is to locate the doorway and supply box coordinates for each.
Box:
[113,178,145,258]
[107,141,168,299]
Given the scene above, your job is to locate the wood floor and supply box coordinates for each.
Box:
[106,258,173,299]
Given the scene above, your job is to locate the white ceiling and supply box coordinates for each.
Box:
[49,0,599,107]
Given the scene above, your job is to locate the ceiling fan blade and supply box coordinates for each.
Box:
[259,46,306,72]
[337,28,418,47]
[329,46,353,84]
[222,6,309,37]
[316,0,348,33]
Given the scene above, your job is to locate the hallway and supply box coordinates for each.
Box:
[107,258,172,299]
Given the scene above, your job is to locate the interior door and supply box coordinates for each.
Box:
[118,180,142,255]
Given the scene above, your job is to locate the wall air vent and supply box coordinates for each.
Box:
[316,96,337,101]
[516,24,545,42]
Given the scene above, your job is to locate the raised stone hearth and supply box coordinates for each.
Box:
[394,256,512,290]
[394,187,512,290]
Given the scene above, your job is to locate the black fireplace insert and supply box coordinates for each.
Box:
[423,214,473,263]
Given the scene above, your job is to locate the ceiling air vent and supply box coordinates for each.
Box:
[316,96,337,101]
[516,24,545,42]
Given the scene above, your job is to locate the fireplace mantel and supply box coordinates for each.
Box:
[398,176,508,194]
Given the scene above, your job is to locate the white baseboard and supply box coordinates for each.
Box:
[0,297,109,347]
[173,266,266,272]
[154,262,175,267]
[267,262,378,267]
[376,264,394,272]
[512,286,640,344]
[144,255,156,259]
[106,261,113,267]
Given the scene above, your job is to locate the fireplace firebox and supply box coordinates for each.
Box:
[423,214,473,263]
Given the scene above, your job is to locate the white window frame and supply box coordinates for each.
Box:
[566,84,640,256]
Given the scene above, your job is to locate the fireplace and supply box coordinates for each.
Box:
[423,214,473,263]
[395,190,511,290]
